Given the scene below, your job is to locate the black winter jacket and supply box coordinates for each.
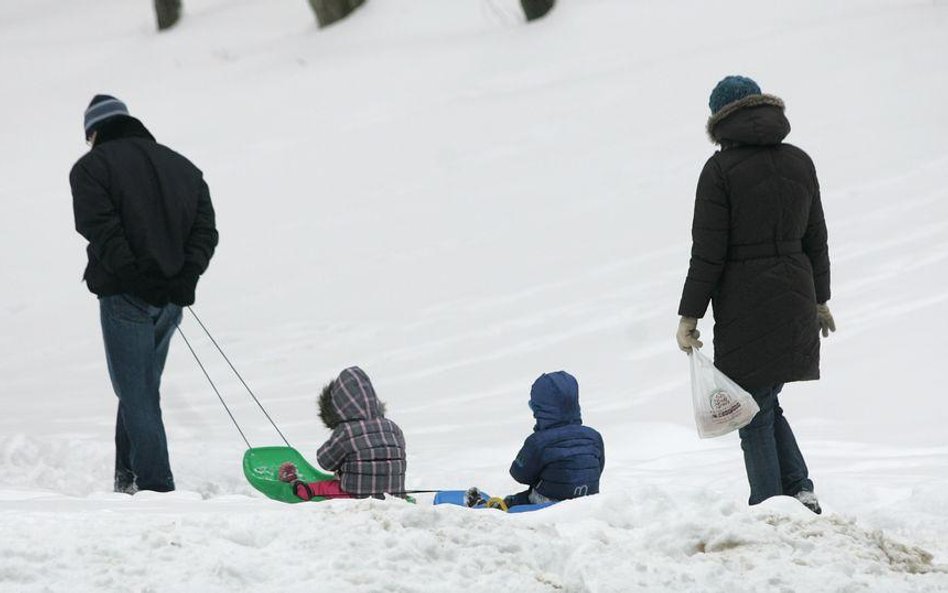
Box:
[70,117,218,304]
[678,95,830,390]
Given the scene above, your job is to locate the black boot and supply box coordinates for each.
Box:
[794,490,822,514]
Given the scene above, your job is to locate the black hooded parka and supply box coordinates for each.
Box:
[678,95,830,390]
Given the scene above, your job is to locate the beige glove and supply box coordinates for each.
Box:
[676,316,703,353]
[816,303,836,338]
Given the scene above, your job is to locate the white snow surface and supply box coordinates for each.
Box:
[2,0,948,591]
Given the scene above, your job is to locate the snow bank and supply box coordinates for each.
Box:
[1,491,944,593]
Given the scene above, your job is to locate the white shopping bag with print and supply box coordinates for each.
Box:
[689,348,759,438]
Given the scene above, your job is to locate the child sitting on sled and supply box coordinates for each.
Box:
[467,371,605,511]
[278,366,407,500]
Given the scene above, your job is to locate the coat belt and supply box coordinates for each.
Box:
[728,240,802,261]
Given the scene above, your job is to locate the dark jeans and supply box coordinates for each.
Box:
[100,294,182,493]
[738,384,814,505]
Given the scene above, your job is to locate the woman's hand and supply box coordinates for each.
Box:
[816,303,836,338]
[676,317,704,353]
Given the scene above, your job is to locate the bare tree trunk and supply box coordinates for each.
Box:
[308,0,367,28]
[521,0,555,22]
[154,0,182,31]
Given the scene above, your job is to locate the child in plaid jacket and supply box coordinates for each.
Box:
[280,366,407,500]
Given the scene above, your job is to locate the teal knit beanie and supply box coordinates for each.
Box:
[709,76,761,114]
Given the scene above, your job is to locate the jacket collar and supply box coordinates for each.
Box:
[93,116,155,147]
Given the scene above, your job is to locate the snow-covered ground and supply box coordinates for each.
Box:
[2,0,947,591]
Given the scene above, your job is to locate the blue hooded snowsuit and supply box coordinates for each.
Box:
[509,371,605,501]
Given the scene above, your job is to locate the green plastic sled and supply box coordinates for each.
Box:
[242,446,334,503]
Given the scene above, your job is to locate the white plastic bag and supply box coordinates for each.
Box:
[689,348,760,438]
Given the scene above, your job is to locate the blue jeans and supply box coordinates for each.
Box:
[738,384,814,505]
[100,294,182,493]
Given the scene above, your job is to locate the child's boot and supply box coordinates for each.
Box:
[464,487,485,507]
[484,497,509,512]
[292,480,316,501]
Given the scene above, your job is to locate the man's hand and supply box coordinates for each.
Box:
[118,262,169,307]
[169,263,201,307]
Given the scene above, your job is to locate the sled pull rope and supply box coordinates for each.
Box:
[187,307,292,448]
[176,324,252,449]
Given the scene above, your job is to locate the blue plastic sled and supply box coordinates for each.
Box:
[433,490,558,513]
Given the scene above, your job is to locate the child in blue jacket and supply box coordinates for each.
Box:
[468,371,605,510]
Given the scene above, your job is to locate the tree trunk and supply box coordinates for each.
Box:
[308,0,367,28]
[521,0,555,22]
[154,0,182,31]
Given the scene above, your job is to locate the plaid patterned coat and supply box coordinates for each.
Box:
[317,367,407,497]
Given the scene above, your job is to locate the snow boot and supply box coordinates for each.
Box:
[794,490,822,515]
[484,497,509,512]
[464,487,484,507]
[464,487,509,511]
[292,480,316,501]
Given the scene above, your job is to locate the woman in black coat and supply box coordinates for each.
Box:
[676,76,835,513]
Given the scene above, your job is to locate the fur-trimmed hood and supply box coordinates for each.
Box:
[706,94,790,146]
[318,366,386,429]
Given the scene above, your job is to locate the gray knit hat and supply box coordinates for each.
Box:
[84,94,129,138]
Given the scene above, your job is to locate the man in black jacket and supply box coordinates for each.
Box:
[676,77,834,514]
[71,95,218,493]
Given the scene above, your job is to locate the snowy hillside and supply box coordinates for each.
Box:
[1,0,947,591]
